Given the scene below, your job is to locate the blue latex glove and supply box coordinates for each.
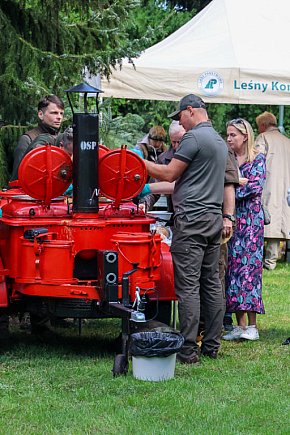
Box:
[0,208,2,218]
[64,183,73,196]
[139,183,151,198]
[131,148,144,159]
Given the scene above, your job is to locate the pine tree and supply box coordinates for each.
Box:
[0,0,148,123]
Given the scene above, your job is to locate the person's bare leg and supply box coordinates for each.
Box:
[247,311,257,326]
[236,311,246,328]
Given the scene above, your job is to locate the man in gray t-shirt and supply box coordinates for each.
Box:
[144,94,227,363]
[173,123,227,220]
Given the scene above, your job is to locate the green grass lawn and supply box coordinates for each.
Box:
[0,263,289,435]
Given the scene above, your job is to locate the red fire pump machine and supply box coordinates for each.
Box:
[0,84,175,374]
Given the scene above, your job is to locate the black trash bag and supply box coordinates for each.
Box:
[130,330,184,358]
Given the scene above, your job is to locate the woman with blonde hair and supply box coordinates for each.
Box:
[223,118,266,341]
[134,125,167,162]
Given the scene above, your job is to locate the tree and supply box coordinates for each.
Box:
[104,0,195,139]
[0,0,150,123]
[161,0,211,12]
[127,0,194,45]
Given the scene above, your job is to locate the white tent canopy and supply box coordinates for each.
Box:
[94,0,290,105]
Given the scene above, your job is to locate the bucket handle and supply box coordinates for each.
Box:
[114,237,161,275]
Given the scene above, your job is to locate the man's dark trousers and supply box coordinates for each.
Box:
[171,212,225,356]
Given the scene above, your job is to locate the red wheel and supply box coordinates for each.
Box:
[99,146,147,207]
[18,145,72,204]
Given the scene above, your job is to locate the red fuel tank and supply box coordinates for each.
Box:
[19,236,74,283]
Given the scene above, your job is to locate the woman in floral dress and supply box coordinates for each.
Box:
[223,118,266,341]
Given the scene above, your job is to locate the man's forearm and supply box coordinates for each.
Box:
[149,181,175,195]
[144,159,188,183]
[223,184,235,215]
[222,184,235,239]
[145,161,176,182]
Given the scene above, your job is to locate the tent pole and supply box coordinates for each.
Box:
[278,105,285,133]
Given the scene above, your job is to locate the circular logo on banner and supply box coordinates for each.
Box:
[198,71,224,97]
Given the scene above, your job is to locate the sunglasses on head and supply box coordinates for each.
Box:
[148,135,165,141]
[227,118,246,127]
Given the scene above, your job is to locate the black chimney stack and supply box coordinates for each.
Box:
[65,83,103,213]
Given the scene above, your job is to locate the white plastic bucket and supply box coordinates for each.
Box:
[132,354,176,381]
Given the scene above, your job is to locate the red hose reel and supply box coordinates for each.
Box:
[17,144,147,207]
[99,145,147,208]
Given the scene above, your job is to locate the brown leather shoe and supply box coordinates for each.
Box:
[176,351,200,364]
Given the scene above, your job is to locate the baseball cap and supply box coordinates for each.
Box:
[168,94,206,120]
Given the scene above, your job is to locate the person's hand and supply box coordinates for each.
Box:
[222,217,233,239]
[239,177,248,186]
[138,183,151,198]
[132,184,151,206]
[143,159,149,169]
[138,203,146,212]
[64,183,73,196]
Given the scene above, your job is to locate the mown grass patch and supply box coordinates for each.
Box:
[0,264,289,434]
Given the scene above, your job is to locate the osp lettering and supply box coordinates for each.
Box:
[80,141,97,150]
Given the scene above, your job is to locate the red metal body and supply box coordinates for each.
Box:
[0,146,176,322]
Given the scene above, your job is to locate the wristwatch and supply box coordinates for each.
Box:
[223,214,236,223]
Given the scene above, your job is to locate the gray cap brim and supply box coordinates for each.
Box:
[168,109,181,120]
